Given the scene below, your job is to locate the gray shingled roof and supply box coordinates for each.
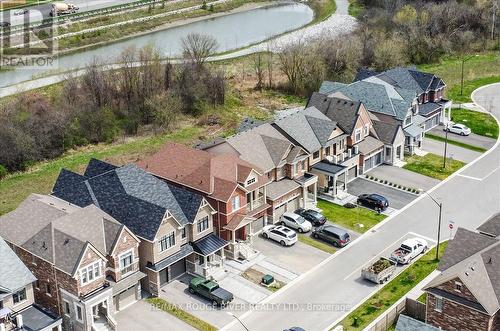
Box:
[425,227,500,315]
[307,93,361,134]
[477,213,500,238]
[265,179,300,201]
[395,315,439,331]
[419,102,442,117]
[0,236,36,293]
[53,160,206,241]
[372,120,401,145]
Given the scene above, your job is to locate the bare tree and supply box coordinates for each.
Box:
[277,41,307,94]
[253,53,265,90]
[181,33,218,67]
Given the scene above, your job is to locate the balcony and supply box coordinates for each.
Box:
[119,261,139,278]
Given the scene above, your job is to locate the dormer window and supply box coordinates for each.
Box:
[246,178,256,186]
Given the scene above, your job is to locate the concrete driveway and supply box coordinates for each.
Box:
[366,165,440,191]
[423,138,482,163]
[428,126,496,150]
[347,177,417,210]
[116,299,196,331]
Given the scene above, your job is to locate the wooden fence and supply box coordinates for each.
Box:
[366,298,426,331]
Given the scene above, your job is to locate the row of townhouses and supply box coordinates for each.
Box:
[0,66,452,331]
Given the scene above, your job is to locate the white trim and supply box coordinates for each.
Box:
[79,260,103,285]
[63,299,71,317]
[158,231,176,252]
[74,302,84,322]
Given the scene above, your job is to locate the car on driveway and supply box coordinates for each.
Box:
[188,277,234,306]
[14,9,29,15]
[312,225,350,247]
[262,225,297,246]
[0,22,11,28]
[390,238,428,264]
[294,208,326,226]
[357,193,389,211]
[280,212,312,233]
[444,122,471,136]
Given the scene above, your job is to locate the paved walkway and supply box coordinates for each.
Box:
[428,126,496,150]
[366,165,440,191]
[423,138,482,163]
[116,299,196,331]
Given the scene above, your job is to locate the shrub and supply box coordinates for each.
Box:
[0,164,7,179]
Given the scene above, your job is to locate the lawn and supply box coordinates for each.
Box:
[425,133,487,153]
[451,108,499,139]
[338,243,448,331]
[298,233,337,254]
[147,297,217,331]
[317,199,387,234]
[403,153,466,180]
[418,53,500,103]
[348,0,364,17]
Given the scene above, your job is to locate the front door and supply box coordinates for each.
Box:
[159,268,168,285]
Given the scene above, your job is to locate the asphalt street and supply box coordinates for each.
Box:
[423,138,482,163]
[222,83,500,331]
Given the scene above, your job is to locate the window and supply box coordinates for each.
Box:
[159,232,175,252]
[364,124,369,136]
[454,282,463,292]
[404,115,412,127]
[246,177,256,186]
[181,227,187,239]
[75,304,83,322]
[12,288,27,304]
[231,196,240,211]
[197,216,209,233]
[435,296,443,312]
[313,151,320,159]
[35,280,40,290]
[325,146,330,156]
[63,300,71,315]
[46,283,52,296]
[80,261,101,285]
[120,252,133,270]
[354,129,362,142]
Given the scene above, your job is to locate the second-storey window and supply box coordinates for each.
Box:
[435,297,443,312]
[197,216,210,233]
[232,196,240,210]
[246,178,256,186]
[12,288,27,304]
[313,151,320,159]
[364,124,369,136]
[80,261,101,285]
[120,252,133,271]
[355,129,362,142]
[181,227,187,239]
[159,232,175,252]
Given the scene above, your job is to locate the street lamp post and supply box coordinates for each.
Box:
[443,127,449,169]
[460,54,479,96]
[424,191,443,261]
[227,312,250,331]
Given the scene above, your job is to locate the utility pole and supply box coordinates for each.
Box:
[436,202,442,261]
[492,1,498,40]
[443,127,449,169]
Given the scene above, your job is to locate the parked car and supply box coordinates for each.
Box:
[357,194,389,211]
[361,257,397,284]
[188,277,234,306]
[390,238,428,264]
[294,208,326,226]
[284,328,305,331]
[14,9,29,15]
[0,22,11,28]
[444,122,471,136]
[280,212,312,233]
[312,225,350,247]
[262,225,297,246]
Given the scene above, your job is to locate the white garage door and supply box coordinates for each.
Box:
[252,216,266,234]
[286,197,300,211]
[273,204,286,223]
[117,286,137,311]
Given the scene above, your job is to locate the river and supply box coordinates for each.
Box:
[0,2,313,87]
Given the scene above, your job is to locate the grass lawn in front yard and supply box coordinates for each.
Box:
[446,76,500,104]
[425,133,487,153]
[451,108,499,139]
[403,153,466,180]
[147,297,217,331]
[338,243,448,331]
[298,233,337,254]
[241,268,286,292]
[317,199,387,234]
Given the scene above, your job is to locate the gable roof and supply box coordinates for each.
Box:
[0,194,129,275]
[273,107,345,153]
[53,160,204,241]
[477,213,500,238]
[307,92,362,134]
[395,315,439,331]
[137,143,268,202]
[424,227,500,315]
[371,120,402,145]
[0,236,36,293]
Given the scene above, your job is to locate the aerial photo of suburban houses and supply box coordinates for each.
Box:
[0,0,498,330]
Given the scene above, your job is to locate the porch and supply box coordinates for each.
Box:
[91,299,116,331]
[309,160,348,198]
[223,214,261,261]
[189,233,228,279]
[403,123,424,155]
[294,172,318,209]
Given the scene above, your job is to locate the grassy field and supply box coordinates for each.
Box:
[451,108,499,138]
[418,53,500,103]
[298,233,337,254]
[425,134,487,153]
[317,199,387,234]
[339,243,448,330]
[147,297,217,331]
[403,153,466,180]
[348,0,364,17]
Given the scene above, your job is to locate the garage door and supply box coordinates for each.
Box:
[117,286,137,311]
[274,204,286,223]
[169,259,186,280]
[252,216,265,234]
[286,197,299,211]
[364,152,382,172]
[347,166,357,182]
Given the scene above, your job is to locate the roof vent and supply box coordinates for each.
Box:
[200,180,203,184]
[64,239,70,245]
[470,266,475,271]
[487,257,492,264]
[42,241,47,250]
[465,272,469,276]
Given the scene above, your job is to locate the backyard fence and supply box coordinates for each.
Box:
[365,298,426,331]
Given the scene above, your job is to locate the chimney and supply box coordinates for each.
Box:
[16,315,23,328]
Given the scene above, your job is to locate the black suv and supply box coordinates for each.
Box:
[312,225,350,247]
[357,194,389,211]
[294,208,326,226]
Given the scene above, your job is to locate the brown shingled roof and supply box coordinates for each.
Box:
[137,143,268,202]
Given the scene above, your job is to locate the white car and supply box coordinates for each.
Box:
[261,225,297,246]
[280,212,312,233]
[14,9,29,16]
[444,122,471,136]
[390,238,428,264]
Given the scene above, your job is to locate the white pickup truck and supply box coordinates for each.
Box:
[390,238,428,264]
